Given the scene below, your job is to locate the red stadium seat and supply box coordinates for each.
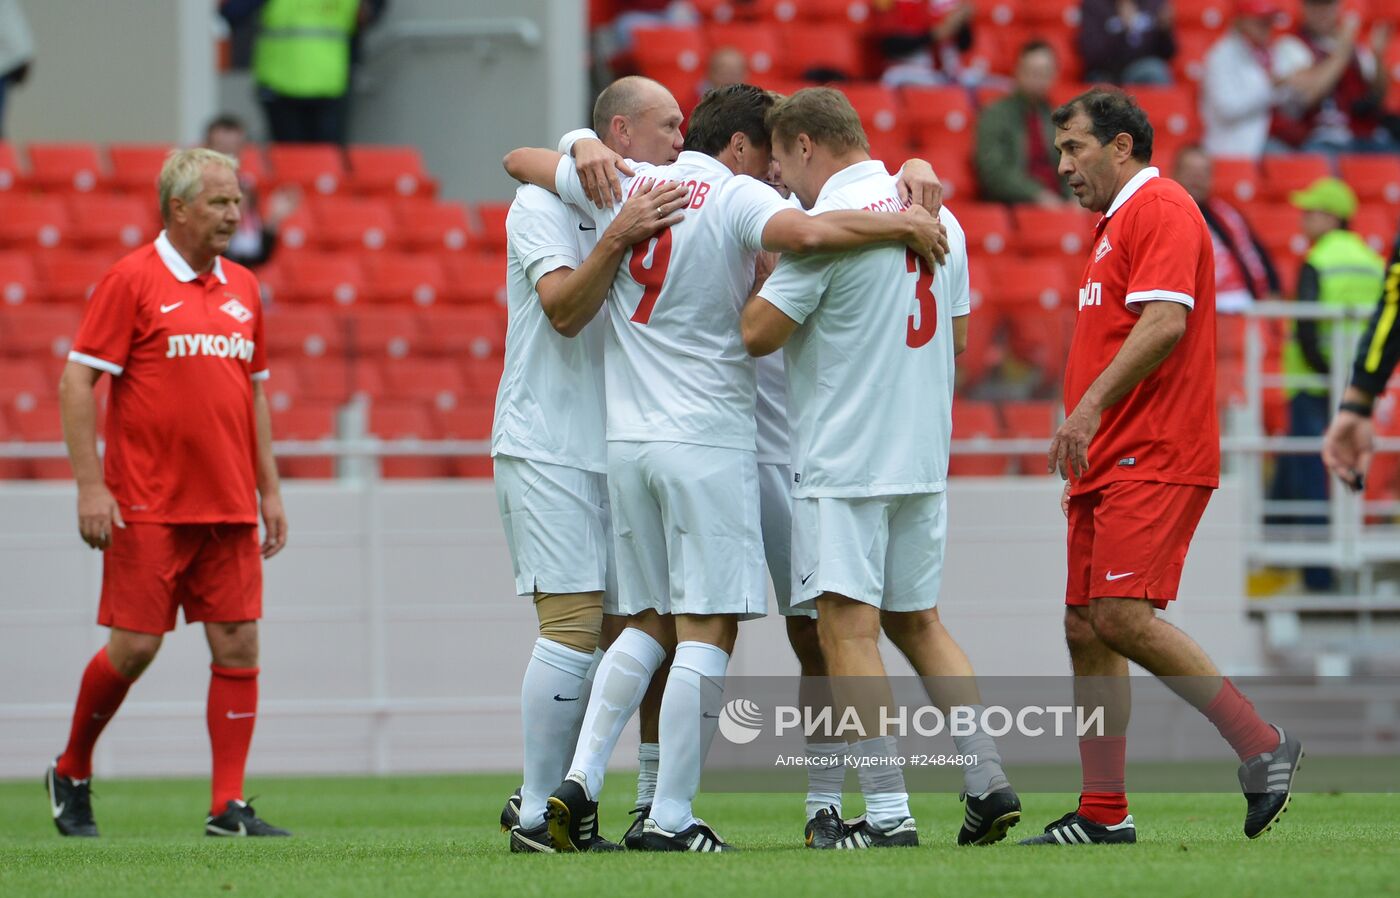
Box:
[296,358,383,404]
[1010,207,1097,258]
[368,401,450,478]
[261,365,303,413]
[442,253,509,306]
[68,195,158,250]
[27,143,107,194]
[461,356,505,397]
[1211,157,1263,204]
[782,24,864,80]
[1173,27,1216,85]
[1000,399,1059,474]
[380,358,471,410]
[345,308,419,358]
[6,398,70,480]
[1260,154,1331,202]
[36,251,116,303]
[973,0,1021,28]
[394,199,472,252]
[842,84,909,145]
[984,260,1073,377]
[473,201,511,254]
[964,28,1013,82]
[704,23,782,75]
[346,145,438,197]
[923,150,975,202]
[954,204,1014,256]
[631,26,707,76]
[107,144,173,194]
[0,305,80,359]
[0,196,70,249]
[1019,0,1078,27]
[901,86,977,151]
[759,0,872,23]
[949,400,1008,476]
[263,307,346,360]
[267,144,346,195]
[436,399,496,477]
[0,141,26,192]
[1174,0,1231,30]
[0,359,51,408]
[417,306,505,359]
[1353,209,1398,257]
[0,252,39,307]
[270,401,339,478]
[1248,204,1310,278]
[1127,86,1200,142]
[1338,155,1400,207]
[238,146,270,189]
[362,253,448,306]
[278,252,366,305]
[303,196,397,251]
[864,132,918,175]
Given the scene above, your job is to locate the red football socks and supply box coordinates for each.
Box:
[56,647,135,781]
[208,664,259,815]
[1203,678,1279,761]
[1077,735,1129,824]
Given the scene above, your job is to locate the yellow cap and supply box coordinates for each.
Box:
[1289,176,1358,220]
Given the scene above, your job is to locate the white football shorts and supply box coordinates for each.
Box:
[607,440,767,620]
[791,491,947,612]
[494,454,613,608]
[757,462,814,618]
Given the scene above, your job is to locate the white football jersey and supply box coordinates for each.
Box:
[555,151,789,451]
[755,350,789,465]
[492,184,607,472]
[757,160,971,497]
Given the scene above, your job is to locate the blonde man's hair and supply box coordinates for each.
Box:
[158,147,238,222]
[765,87,870,154]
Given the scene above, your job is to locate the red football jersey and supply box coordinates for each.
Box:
[69,233,268,523]
[1064,169,1219,496]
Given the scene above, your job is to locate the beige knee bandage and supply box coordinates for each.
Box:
[534,591,604,654]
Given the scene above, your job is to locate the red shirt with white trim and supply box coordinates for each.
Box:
[1064,167,1219,496]
[69,232,268,523]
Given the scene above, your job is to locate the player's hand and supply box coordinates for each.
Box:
[901,204,950,269]
[77,482,124,551]
[606,180,688,247]
[896,158,943,214]
[260,492,288,559]
[752,250,780,293]
[573,137,634,209]
[1048,404,1100,480]
[1322,410,1374,493]
[1061,482,1071,519]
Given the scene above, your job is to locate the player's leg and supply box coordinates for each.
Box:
[50,523,182,837]
[629,613,673,833]
[759,459,847,842]
[187,524,287,838]
[1080,483,1300,839]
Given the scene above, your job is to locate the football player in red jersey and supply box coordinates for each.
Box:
[1022,89,1301,846]
[47,148,290,839]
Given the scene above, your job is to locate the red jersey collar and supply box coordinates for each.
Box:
[1104,166,1160,219]
[155,230,228,285]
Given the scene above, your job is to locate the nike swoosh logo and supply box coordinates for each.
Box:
[207,821,247,836]
[578,224,596,231]
[553,694,580,702]
[48,770,64,818]
[226,711,257,719]
[801,570,816,585]
[1105,571,1135,581]
[160,302,183,313]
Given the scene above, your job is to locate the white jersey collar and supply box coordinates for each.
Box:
[676,150,733,177]
[815,159,888,206]
[155,230,227,284]
[1105,166,1160,218]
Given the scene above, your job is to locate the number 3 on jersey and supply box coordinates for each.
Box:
[905,249,938,348]
[629,231,674,324]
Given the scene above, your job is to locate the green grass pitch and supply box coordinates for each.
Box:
[2,773,1397,898]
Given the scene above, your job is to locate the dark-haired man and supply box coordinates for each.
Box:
[504,84,946,853]
[1025,88,1301,846]
[975,40,1073,207]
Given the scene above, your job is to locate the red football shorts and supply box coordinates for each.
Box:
[99,523,263,635]
[1065,480,1212,610]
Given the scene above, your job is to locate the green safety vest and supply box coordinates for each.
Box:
[253,0,360,99]
[1282,229,1386,396]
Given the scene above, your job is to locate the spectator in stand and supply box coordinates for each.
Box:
[1270,0,1393,153]
[975,41,1074,207]
[0,0,33,139]
[1078,0,1177,85]
[1272,177,1386,590]
[203,115,300,270]
[1174,146,1281,312]
[1201,0,1289,159]
[597,1,699,71]
[874,0,977,88]
[699,46,747,96]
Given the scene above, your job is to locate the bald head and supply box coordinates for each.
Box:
[591,76,685,166]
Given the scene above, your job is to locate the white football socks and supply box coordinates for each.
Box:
[851,735,911,831]
[565,648,605,749]
[519,638,595,828]
[953,705,1010,796]
[636,742,660,810]
[650,641,730,834]
[566,627,668,801]
[805,741,847,819]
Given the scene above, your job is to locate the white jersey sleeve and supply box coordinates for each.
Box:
[757,251,837,326]
[723,176,791,253]
[509,183,582,284]
[942,208,972,317]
